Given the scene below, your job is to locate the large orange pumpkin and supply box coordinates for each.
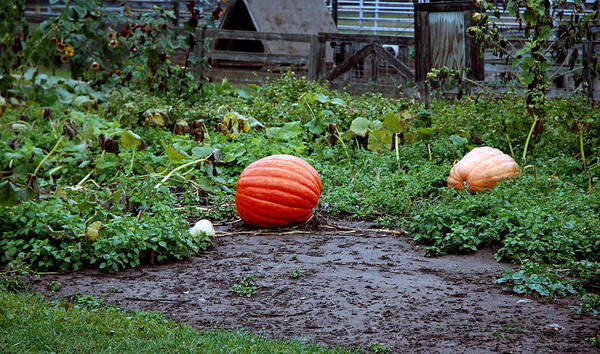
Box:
[447,146,520,193]
[235,155,322,228]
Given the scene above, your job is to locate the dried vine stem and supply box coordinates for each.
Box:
[214,222,405,237]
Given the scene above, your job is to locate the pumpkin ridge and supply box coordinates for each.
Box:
[236,203,312,227]
[237,175,320,202]
[242,165,321,190]
[236,193,313,219]
[237,185,318,207]
[239,173,320,197]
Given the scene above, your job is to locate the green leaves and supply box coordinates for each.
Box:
[343,111,415,153]
[232,274,257,297]
[0,181,33,206]
[160,140,190,163]
[496,262,578,297]
[349,117,371,137]
[266,121,303,140]
[367,129,390,153]
[382,111,410,133]
[120,130,143,150]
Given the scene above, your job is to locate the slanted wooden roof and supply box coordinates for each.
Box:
[213,0,337,56]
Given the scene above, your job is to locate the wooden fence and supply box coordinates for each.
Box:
[202,28,415,94]
[21,0,600,98]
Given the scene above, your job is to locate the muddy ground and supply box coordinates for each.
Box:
[27,220,599,353]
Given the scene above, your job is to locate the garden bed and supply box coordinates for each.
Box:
[25,220,599,353]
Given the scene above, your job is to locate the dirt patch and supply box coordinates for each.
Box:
[26,221,599,352]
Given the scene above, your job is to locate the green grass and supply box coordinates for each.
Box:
[0,289,356,353]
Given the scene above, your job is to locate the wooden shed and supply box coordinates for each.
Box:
[414,0,484,82]
[212,0,337,58]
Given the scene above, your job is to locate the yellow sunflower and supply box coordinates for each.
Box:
[65,45,74,57]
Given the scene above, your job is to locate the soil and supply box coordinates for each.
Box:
[26,220,599,353]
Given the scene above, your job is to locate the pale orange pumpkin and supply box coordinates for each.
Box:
[447,146,520,193]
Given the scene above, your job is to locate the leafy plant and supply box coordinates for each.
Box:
[70,293,106,310]
[343,111,425,153]
[232,274,257,297]
[0,0,29,86]
[290,267,304,279]
[577,293,600,315]
[0,276,28,293]
[496,262,577,297]
[46,281,62,295]
[588,333,600,348]
[469,0,598,107]
[368,342,392,353]
[492,326,522,341]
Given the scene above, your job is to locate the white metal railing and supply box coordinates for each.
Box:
[326,0,415,35]
[325,0,598,36]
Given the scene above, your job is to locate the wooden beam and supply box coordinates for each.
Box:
[373,44,415,81]
[204,29,312,43]
[209,51,308,65]
[318,32,414,46]
[414,1,475,12]
[325,44,376,81]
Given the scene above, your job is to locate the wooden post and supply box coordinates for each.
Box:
[414,8,430,82]
[332,0,338,25]
[195,26,207,79]
[583,39,593,102]
[371,47,378,82]
[317,34,326,79]
[173,1,180,28]
[309,34,324,80]
[465,7,484,80]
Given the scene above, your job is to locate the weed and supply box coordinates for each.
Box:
[577,293,600,315]
[492,326,522,341]
[232,274,257,297]
[290,267,303,279]
[106,285,123,294]
[46,281,62,295]
[587,333,600,348]
[497,262,577,297]
[368,342,391,353]
[0,276,28,293]
[70,293,106,310]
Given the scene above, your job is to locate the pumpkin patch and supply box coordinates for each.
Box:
[235,155,322,228]
[447,146,520,193]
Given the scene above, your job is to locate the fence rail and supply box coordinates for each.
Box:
[203,29,414,82]
[326,0,598,36]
